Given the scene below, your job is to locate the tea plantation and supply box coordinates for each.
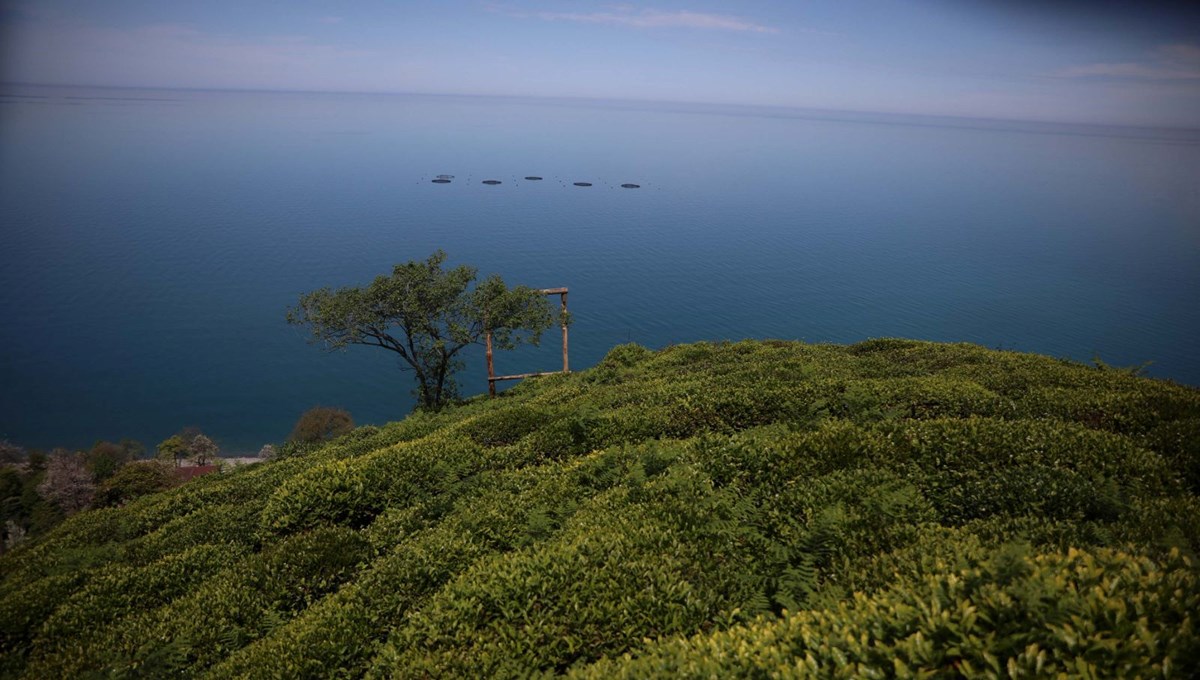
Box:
[2,339,1199,678]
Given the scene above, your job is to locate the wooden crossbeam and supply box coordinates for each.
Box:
[491,371,561,382]
[486,287,569,396]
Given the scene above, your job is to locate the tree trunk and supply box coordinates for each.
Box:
[432,356,449,410]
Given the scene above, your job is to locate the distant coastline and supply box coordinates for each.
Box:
[4,82,1198,143]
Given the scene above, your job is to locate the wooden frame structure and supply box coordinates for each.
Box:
[486,287,569,397]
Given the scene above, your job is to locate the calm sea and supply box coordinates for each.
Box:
[2,85,1198,452]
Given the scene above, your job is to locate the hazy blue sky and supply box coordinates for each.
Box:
[2,1,1198,126]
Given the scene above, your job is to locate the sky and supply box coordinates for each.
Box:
[1,0,1198,127]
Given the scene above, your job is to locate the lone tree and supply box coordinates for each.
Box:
[289,407,354,444]
[84,439,141,482]
[38,451,95,515]
[0,440,24,468]
[287,251,558,411]
[155,435,188,467]
[188,434,219,466]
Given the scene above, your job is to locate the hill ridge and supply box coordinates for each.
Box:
[2,338,1198,677]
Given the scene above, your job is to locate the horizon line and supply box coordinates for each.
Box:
[3,80,1199,135]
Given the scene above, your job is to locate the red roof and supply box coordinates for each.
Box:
[175,465,219,481]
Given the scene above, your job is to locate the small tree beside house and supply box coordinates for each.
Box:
[188,434,219,466]
[156,435,188,467]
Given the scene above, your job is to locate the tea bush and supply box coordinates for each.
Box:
[2,338,1198,678]
[25,526,368,678]
[1144,417,1200,493]
[23,543,246,675]
[570,546,1200,678]
[208,523,490,678]
[121,501,264,564]
[371,468,763,678]
[0,572,85,674]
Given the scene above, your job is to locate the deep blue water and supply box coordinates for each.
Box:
[2,85,1199,453]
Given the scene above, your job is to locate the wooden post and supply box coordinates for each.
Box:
[486,330,496,397]
[561,291,569,373]
[487,287,569,396]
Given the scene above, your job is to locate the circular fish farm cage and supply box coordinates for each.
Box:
[425,173,650,191]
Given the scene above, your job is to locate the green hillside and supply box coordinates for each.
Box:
[2,339,1199,678]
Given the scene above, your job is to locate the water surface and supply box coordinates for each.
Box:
[2,85,1198,451]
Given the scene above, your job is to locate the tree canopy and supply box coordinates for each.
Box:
[287,251,559,410]
[188,435,219,467]
[155,435,188,467]
[84,439,141,482]
[0,440,25,467]
[289,407,354,444]
[36,451,94,515]
[93,462,176,508]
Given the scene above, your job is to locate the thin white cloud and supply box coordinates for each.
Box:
[1157,43,1200,64]
[1055,63,1200,80]
[1,16,412,91]
[526,8,779,34]
[1054,43,1200,81]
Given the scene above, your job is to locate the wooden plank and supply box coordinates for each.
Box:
[490,371,561,382]
[486,330,496,397]
[561,291,569,372]
[487,286,570,395]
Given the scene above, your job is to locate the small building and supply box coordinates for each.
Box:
[174,465,219,482]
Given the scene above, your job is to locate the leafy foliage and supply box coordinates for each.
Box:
[93,462,177,508]
[289,406,355,444]
[0,456,56,554]
[83,440,141,483]
[572,545,1200,678]
[156,435,188,467]
[187,434,219,466]
[287,250,559,410]
[35,451,94,515]
[0,441,26,468]
[1,338,1198,678]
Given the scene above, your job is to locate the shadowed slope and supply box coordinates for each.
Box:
[2,339,1198,677]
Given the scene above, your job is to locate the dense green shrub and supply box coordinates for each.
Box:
[0,572,85,674]
[501,406,670,465]
[2,338,1198,678]
[570,546,1200,678]
[371,469,763,677]
[92,461,177,508]
[289,406,355,444]
[259,433,485,537]
[215,461,612,679]
[1113,495,1200,557]
[1143,417,1200,493]
[600,342,653,368]
[0,506,124,592]
[27,526,369,678]
[462,404,559,447]
[24,543,246,675]
[208,524,488,679]
[121,501,265,565]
